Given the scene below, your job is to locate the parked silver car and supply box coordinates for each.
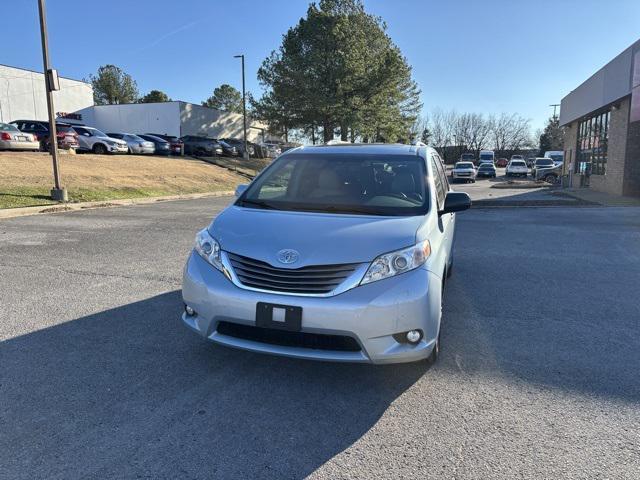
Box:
[71,126,128,154]
[181,144,471,364]
[106,132,155,154]
[0,123,39,151]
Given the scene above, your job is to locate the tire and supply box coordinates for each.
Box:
[544,174,557,184]
[427,278,445,365]
[93,143,107,155]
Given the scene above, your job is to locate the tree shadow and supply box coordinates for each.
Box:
[1,290,427,479]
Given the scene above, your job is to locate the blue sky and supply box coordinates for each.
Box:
[3,0,639,130]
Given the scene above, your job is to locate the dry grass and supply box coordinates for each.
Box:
[0,151,246,208]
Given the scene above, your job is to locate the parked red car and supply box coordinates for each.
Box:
[9,120,79,151]
[496,158,508,168]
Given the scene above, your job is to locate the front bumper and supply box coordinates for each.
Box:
[109,144,128,153]
[181,252,442,364]
[131,145,155,154]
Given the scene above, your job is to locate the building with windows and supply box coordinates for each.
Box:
[560,38,640,197]
[0,64,93,123]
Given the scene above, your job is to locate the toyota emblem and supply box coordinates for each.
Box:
[277,249,300,264]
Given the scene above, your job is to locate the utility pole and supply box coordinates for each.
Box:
[549,104,560,120]
[234,54,248,160]
[37,0,66,201]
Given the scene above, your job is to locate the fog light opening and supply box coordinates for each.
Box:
[406,330,422,344]
[185,305,196,316]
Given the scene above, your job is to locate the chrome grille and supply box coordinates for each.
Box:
[227,252,359,294]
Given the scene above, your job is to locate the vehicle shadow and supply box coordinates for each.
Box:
[1,290,427,479]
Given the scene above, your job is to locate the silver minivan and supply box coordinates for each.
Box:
[181,144,471,364]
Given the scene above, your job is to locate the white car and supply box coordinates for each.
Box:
[71,126,128,154]
[506,159,529,178]
[451,161,476,183]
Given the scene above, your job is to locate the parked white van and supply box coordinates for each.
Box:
[544,151,564,166]
[478,150,495,165]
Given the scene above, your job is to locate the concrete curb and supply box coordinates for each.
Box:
[0,190,235,221]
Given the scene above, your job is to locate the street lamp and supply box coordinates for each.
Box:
[37,0,66,201]
[233,54,248,159]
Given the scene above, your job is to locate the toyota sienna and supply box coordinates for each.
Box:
[181,144,471,364]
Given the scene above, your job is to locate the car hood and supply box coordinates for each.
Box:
[102,136,127,145]
[209,206,424,266]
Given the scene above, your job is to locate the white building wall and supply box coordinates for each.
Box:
[179,102,266,142]
[0,65,93,123]
[68,102,182,136]
[64,102,271,141]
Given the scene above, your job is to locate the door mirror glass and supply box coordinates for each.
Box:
[440,191,471,214]
[235,184,248,198]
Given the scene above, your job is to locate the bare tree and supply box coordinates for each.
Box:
[489,113,533,155]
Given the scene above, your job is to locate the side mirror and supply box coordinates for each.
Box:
[235,184,248,198]
[440,191,471,215]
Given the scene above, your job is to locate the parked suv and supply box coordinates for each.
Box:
[181,144,471,364]
[221,138,254,157]
[71,126,128,154]
[451,161,476,183]
[10,120,79,151]
[506,159,529,177]
[531,157,555,178]
[181,135,223,156]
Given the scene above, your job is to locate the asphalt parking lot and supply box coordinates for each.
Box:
[1,197,639,479]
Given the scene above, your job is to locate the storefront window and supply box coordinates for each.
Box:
[576,109,610,175]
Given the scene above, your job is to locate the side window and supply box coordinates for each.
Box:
[74,127,89,136]
[430,155,446,208]
[256,161,295,200]
[434,155,449,192]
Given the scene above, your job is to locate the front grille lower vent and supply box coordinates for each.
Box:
[217,321,362,351]
[227,252,358,294]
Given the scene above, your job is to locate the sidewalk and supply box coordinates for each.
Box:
[0,190,234,220]
[555,188,640,207]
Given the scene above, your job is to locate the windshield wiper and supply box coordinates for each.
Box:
[239,198,279,210]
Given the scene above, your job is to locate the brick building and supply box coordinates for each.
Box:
[560,38,640,197]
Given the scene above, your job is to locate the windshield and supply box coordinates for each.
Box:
[89,128,108,137]
[480,153,493,160]
[0,123,19,132]
[510,161,526,167]
[455,162,474,169]
[479,164,494,169]
[536,159,554,166]
[548,154,563,162]
[238,154,428,216]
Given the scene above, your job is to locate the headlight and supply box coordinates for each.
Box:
[361,240,431,285]
[194,228,224,272]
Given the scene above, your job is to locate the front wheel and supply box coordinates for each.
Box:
[93,143,107,155]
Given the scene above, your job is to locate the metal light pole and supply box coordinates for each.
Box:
[37,0,66,201]
[234,54,248,159]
